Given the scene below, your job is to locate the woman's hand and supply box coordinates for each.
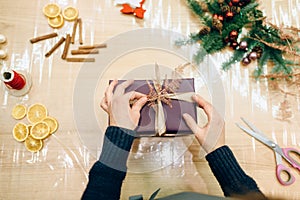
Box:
[183,94,225,154]
[100,79,148,130]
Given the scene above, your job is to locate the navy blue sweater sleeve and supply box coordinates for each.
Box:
[82,130,265,200]
[81,126,135,200]
[206,145,265,199]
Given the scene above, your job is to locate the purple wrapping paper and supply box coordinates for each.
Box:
[110,78,197,136]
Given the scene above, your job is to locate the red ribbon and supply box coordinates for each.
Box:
[120,0,146,19]
[4,70,26,90]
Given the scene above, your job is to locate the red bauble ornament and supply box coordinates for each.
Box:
[231,0,240,6]
[241,57,251,65]
[225,11,234,20]
[218,15,224,21]
[229,30,238,40]
[213,14,219,19]
[230,41,239,49]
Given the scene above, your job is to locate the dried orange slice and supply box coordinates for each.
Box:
[12,104,27,120]
[27,103,48,124]
[31,122,50,140]
[42,116,58,134]
[43,3,61,18]
[48,14,64,28]
[13,122,29,142]
[62,6,79,21]
[25,135,43,153]
[27,125,32,132]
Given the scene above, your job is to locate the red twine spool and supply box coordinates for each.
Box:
[3,70,26,90]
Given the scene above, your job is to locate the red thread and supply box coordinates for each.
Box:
[4,70,26,90]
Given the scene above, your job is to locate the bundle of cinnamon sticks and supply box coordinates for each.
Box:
[30,18,107,62]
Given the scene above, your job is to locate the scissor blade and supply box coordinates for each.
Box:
[235,123,275,149]
[240,117,269,139]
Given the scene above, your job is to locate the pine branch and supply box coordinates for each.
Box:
[187,0,205,17]
[258,47,270,68]
[201,32,224,53]
[222,50,246,70]
[270,50,293,74]
[193,46,208,64]
[179,0,300,77]
[240,2,259,14]
[253,66,264,78]
[175,33,200,46]
[207,0,222,14]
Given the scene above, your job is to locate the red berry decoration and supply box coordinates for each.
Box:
[241,57,251,65]
[231,0,240,6]
[213,14,219,19]
[225,11,234,20]
[230,41,239,49]
[218,15,224,21]
[229,30,238,40]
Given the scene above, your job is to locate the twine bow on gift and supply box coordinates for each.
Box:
[146,63,195,136]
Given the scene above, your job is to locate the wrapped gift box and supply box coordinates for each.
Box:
[110,78,197,136]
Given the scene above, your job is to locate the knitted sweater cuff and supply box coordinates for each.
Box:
[99,126,136,172]
[206,145,261,197]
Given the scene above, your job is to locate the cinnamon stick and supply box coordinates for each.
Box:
[66,57,95,62]
[45,37,65,57]
[61,34,71,59]
[78,44,107,49]
[30,33,58,43]
[71,19,79,44]
[78,18,83,45]
[71,49,99,55]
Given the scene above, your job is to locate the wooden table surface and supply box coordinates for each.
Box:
[0,0,300,199]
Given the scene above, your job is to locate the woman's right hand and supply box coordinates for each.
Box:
[183,94,225,154]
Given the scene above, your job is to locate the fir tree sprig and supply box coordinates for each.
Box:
[179,0,300,78]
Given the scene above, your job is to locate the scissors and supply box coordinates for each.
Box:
[236,117,300,186]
